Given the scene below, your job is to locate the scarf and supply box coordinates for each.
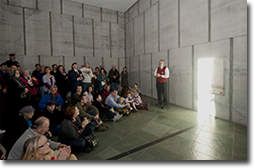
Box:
[12,77,27,98]
[24,76,34,88]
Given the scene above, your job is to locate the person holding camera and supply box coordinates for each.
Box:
[121,67,128,88]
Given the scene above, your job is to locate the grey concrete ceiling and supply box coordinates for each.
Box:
[68,0,138,12]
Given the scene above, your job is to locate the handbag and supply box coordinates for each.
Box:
[83,133,98,152]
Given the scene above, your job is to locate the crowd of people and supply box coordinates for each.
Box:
[0,53,149,160]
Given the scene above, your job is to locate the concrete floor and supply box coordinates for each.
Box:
[58,96,247,161]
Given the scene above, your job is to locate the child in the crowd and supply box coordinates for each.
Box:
[117,97,131,115]
[125,93,138,112]
[93,94,122,122]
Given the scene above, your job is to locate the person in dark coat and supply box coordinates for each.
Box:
[68,62,84,98]
[121,67,129,88]
[108,65,120,90]
[32,64,41,79]
[55,65,69,103]
[5,53,20,68]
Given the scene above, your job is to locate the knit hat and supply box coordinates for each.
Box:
[46,101,56,106]
[19,106,35,114]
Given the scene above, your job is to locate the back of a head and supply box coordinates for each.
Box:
[32,117,48,130]
[21,135,42,160]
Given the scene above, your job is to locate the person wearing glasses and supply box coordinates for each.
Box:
[21,135,77,160]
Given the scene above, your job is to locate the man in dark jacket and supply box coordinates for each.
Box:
[108,65,120,90]
[68,62,84,98]
[5,53,20,68]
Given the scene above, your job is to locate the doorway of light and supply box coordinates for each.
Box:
[197,58,216,117]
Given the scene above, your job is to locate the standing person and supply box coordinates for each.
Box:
[56,65,69,103]
[50,64,58,80]
[68,62,84,98]
[97,68,108,92]
[154,59,170,109]
[42,66,56,95]
[108,65,120,90]
[32,64,41,78]
[121,67,128,88]
[36,65,46,99]
[100,65,107,74]
[80,62,93,92]
[5,53,20,68]
[93,67,99,94]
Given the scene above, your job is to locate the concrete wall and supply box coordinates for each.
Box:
[0,0,125,72]
[125,0,247,126]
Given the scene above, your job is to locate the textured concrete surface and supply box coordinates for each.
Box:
[138,0,150,14]
[126,20,134,57]
[63,0,82,17]
[169,47,192,109]
[84,4,101,21]
[180,0,208,47]
[8,0,36,9]
[102,8,117,23]
[129,56,140,87]
[140,54,152,97]
[211,0,247,41]
[118,12,124,25]
[40,55,63,68]
[17,55,38,72]
[129,2,138,21]
[134,13,144,56]
[38,0,61,14]
[94,21,110,58]
[111,23,125,58]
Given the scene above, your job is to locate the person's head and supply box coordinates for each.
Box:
[111,89,118,97]
[50,85,57,96]
[85,62,90,68]
[95,67,99,72]
[100,65,104,69]
[119,97,124,103]
[105,85,110,91]
[76,85,82,94]
[46,101,56,112]
[23,68,31,78]
[57,65,65,72]
[134,83,138,89]
[32,117,50,135]
[78,94,87,105]
[40,65,45,73]
[21,135,51,160]
[112,65,116,71]
[71,62,78,70]
[52,64,57,71]
[0,62,8,71]
[100,68,105,74]
[44,66,51,74]
[64,105,79,120]
[17,66,22,74]
[35,64,41,71]
[9,69,20,78]
[159,59,164,67]
[127,93,132,98]
[19,106,35,119]
[123,67,127,72]
[10,65,17,70]
[95,93,102,101]
[86,85,93,93]
[9,53,16,61]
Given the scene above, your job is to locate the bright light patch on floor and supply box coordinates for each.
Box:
[197,58,216,117]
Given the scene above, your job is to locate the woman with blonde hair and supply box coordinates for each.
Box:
[21,135,77,160]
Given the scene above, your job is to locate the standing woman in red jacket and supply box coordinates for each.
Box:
[21,69,39,110]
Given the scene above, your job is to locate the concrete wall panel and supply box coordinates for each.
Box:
[102,8,117,23]
[0,5,23,55]
[84,5,101,21]
[180,0,208,47]
[126,21,134,57]
[129,2,139,21]
[140,54,152,97]
[38,0,60,14]
[129,56,140,87]
[145,3,159,54]
[111,23,125,58]
[52,13,73,56]
[151,51,168,99]
[103,57,119,74]
[8,0,36,9]
[16,55,38,71]
[159,0,178,51]
[194,39,230,121]
[64,56,84,72]
[74,17,93,57]
[134,13,144,56]
[139,0,151,14]
[232,35,247,125]
[40,55,63,68]
[94,21,110,58]
[152,0,159,6]
[25,9,50,56]
[85,57,102,69]
[118,57,126,73]
[211,0,247,41]
[63,0,82,17]
[118,12,124,25]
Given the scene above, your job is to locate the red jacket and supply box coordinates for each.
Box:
[21,76,39,95]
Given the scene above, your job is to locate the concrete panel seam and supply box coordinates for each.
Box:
[72,16,75,56]
[100,8,103,21]
[109,22,112,58]
[192,45,194,110]
[178,0,180,48]
[60,0,63,14]
[38,55,40,65]
[117,11,119,24]
[82,4,84,18]
[6,0,9,5]
[92,19,95,57]
[158,1,160,51]
[208,0,211,42]
[63,56,65,66]
[143,12,146,54]
[229,38,234,121]
[22,7,26,55]
[49,12,53,56]
[133,20,135,56]
[167,50,170,102]
[151,53,153,97]
[36,0,38,10]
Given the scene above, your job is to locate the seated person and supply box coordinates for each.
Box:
[105,89,130,116]
[125,93,139,111]
[130,83,149,110]
[38,85,64,112]
[58,105,93,153]
[117,97,131,115]
[102,85,111,103]
[21,135,77,160]
[42,101,64,135]
[71,85,82,105]
[93,93,122,122]
[83,85,94,104]
[75,95,107,131]
[8,117,68,160]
